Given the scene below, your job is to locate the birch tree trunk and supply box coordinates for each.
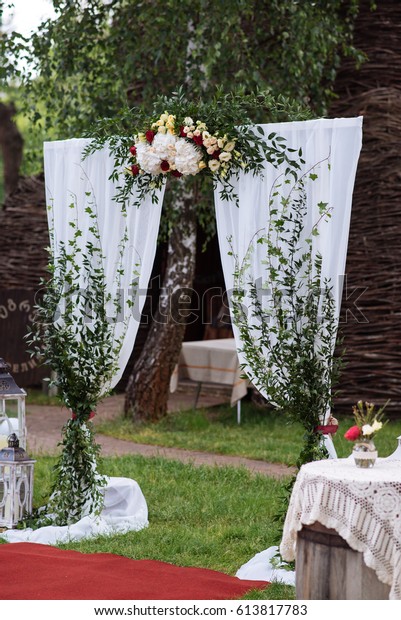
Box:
[124,186,198,422]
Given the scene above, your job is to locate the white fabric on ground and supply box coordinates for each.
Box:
[43,139,165,391]
[236,545,295,586]
[0,477,148,545]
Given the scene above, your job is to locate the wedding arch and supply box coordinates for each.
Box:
[27,94,362,529]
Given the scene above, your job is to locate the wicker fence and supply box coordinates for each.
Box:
[0,175,49,386]
[330,2,401,412]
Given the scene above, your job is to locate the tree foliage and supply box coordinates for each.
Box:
[0,0,363,237]
[1,0,362,143]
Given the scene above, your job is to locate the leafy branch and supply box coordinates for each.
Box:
[232,152,341,456]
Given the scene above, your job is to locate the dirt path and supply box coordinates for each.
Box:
[26,392,294,479]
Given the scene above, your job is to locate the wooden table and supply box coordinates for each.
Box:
[280,458,401,599]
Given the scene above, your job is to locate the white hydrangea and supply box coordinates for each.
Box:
[174,138,202,176]
[152,133,177,160]
[135,141,163,175]
[136,133,177,174]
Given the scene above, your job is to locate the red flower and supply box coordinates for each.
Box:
[171,170,183,177]
[211,149,221,159]
[129,145,137,156]
[131,164,140,176]
[179,125,186,137]
[192,134,203,147]
[145,130,155,143]
[71,411,96,421]
[344,425,361,441]
[160,160,170,172]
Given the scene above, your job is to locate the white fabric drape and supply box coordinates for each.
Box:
[43,138,165,391]
[0,477,148,545]
[214,117,362,429]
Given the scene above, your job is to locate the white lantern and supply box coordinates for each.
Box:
[0,433,35,529]
[0,358,27,449]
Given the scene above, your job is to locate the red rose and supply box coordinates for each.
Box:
[145,130,155,143]
[179,125,186,137]
[344,425,361,441]
[129,145,137,156]
[211,149,221,159]
[131,164,140,176]
[160,160,170,172]
[171,170,183,177]
[192,134,203,146]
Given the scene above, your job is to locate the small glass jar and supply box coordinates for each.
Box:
[353,439,378,468]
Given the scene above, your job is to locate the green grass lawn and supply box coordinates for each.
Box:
[9,454,295,600]
[15,394,400,601]
[96,401,401,466]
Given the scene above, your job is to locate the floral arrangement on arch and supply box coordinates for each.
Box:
[128,113,239,181]
[85,88,310,209]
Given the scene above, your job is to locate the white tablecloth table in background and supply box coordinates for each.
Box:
[170,338,248,409]
[280,458,401,599]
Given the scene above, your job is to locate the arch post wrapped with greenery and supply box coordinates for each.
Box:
[230,147,342,470]
[27,199,136,526]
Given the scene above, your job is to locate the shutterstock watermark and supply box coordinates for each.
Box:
[34,274,368,326]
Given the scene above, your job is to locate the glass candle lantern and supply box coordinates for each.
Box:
[0,358,27,449]
[0,433,35,529]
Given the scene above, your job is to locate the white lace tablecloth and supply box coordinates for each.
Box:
[280,458,401,600]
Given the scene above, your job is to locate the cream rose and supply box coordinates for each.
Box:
[362,424,374,436]
[219,151,232,162]
[224,140,236,152]
[208,159,220,172]
[371,420,383,433]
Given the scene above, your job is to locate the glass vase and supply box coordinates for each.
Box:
[353,439,378,468]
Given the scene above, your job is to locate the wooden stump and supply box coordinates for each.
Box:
[296,522,391,600]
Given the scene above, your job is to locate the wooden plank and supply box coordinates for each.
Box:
[296,522,391,600]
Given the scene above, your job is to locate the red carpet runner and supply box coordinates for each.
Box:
[1,543,269,599]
